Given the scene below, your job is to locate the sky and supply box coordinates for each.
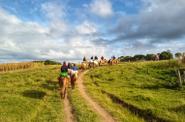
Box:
[0,0,185,63]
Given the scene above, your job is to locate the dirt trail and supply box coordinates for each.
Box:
[77,71,115,122]
[63,93,75,122]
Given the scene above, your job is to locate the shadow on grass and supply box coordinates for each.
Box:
[41,80,58,91]
[22,90,46,99]
[170,105,185,113]
[101,90,170,122]
[141,83,181,90]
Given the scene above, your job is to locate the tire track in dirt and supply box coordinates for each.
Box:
[63,94,75,122]
[77,70,115,122]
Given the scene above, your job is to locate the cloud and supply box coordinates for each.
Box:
[76,21,97,35]
[90,0,184,55]
[1,0,185,63]
[0,7,107,63]
[112,0,185,40]
[41,1,66,20]
[41,1,69,37]
[90,0,113,18]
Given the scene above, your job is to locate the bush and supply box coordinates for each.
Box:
[119,56,133,62]
[133,54,146,61]
[44,60,61,65]
[175,52,182,59]
[145,54,156,61]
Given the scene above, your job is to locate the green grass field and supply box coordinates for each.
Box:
[84,60,185,122]
[0,65,99,122]
[0,66,64,122]
[1,60,185,122]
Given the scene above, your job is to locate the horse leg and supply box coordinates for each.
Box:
[70,75,73,89]
[68,77,71,88]
[64,78,69,98]
[71,78,76,89]
[60,88,64,99]
[58,77,62,88]
[61,79,66,99]
[63,87,67,99]
[71,80,74,89]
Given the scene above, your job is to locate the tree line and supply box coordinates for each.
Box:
[118,51,184,62]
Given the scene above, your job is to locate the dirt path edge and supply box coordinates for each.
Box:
[76,70,115,122]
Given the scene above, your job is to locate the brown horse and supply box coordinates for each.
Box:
[58,77,69,99]
[108,59,119,65]
[99,59,108,66]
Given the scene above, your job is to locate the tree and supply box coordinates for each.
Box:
[118,56,125,61]
[159,51,173,60]
[145,54,156,61]
[133,54,146,61]
[175,52,182,59]
[119,56,133,62]
[44,60,61,65]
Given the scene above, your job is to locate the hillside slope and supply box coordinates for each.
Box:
[84,61,185,122]
[0,65,64,122]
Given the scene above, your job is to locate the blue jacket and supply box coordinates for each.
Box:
[72,66,78,71]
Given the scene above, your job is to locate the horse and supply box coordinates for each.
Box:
[81,61,89,70]
[108,59,119,65]
[99,59,108,66]
[154,54,160,61]
[58,76,69,99]
[89,60,99,68]
[68,69,78,89]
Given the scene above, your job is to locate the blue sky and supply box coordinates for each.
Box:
[0,0,185,63]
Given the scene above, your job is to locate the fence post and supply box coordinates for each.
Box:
[183,71,185,84]
[177,70,182,87]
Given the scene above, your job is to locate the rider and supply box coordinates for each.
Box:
[101,56,104,60]
[112,56,116,60]
[68,62,72,69]
[72,64,78,71]
[83,56,87,62]
[91,56,94,60]
[94,56,98,60]
[90,56,94,63]
[60,61,69,78]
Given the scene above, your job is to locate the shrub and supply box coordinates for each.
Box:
[145,54,156,61]
[133,54,146,61]
[119,56,134,62]
[175,52,182,59]
[44,60,61,65]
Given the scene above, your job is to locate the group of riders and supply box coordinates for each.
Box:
[58,61,79,98]
[81,55,119,69]
[83,56,116,62]
[60,61,78,78]
[58,56,119,98]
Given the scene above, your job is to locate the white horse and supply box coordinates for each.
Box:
[68,69,78,89]
[89,60,99,68]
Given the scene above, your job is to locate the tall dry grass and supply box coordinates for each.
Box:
[0,62,44,72]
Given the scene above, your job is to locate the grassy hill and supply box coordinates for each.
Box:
[1,60,185,122]
[0,65,64,122]
[84,60,185,122]
[0,64,99,122]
